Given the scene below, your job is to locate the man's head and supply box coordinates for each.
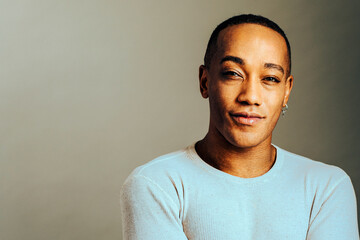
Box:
[204,14,292,76]
[199,14,294,148]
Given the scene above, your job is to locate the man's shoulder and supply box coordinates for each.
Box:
[122,145,196,188]
[121,145,197,205]
[134,147,192,175]
[279,146,349,183]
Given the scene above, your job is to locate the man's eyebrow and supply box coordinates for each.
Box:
[220,56,244,65]
[264,63,284,74]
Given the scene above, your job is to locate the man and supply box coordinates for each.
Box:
[120,14,359,239]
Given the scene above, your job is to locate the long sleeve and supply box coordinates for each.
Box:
[307,175,359,240]
[120,174,188,240]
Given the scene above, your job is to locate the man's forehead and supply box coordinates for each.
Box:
[221,24,283,47]
[214,23,289,68]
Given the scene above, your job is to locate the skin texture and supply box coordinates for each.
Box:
[196,23,294,178]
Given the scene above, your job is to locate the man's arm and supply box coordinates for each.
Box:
[307,174,359,240]
[120,174,188,240]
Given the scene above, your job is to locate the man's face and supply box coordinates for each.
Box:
[199,23,293,148]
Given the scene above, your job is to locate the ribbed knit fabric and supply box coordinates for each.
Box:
[120,144,359,240]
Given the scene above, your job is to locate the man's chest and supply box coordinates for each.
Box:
[181,182,311,240]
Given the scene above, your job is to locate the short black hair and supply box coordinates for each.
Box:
[204,14,292,75]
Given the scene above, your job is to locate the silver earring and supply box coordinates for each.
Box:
[282,104,288,116]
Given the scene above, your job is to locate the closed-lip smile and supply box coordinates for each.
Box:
[229,112,264,126]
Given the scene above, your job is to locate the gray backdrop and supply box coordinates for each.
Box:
[1,0,359,239]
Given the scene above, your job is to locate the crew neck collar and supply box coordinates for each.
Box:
[185,142,284,184]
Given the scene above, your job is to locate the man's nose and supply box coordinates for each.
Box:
[237,78,262,106]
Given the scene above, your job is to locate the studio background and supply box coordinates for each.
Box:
[1,0,359,239]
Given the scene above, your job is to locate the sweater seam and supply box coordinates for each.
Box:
[134,174,180,211]
[308,174,348,227]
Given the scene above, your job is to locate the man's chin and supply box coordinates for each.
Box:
[230,141,261,149]
[225,133,270,149]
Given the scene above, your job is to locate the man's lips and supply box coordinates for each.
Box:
[229,112,264,126]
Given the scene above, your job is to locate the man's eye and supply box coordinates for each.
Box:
[222,71,242,77]
[264,77,280,83]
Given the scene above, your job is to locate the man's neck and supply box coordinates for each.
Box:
[195,133,276,178]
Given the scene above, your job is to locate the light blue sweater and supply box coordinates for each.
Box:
[120,144,359,239]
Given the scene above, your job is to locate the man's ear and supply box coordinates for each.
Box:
[199,65,209,98]
[283,75,294,106]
